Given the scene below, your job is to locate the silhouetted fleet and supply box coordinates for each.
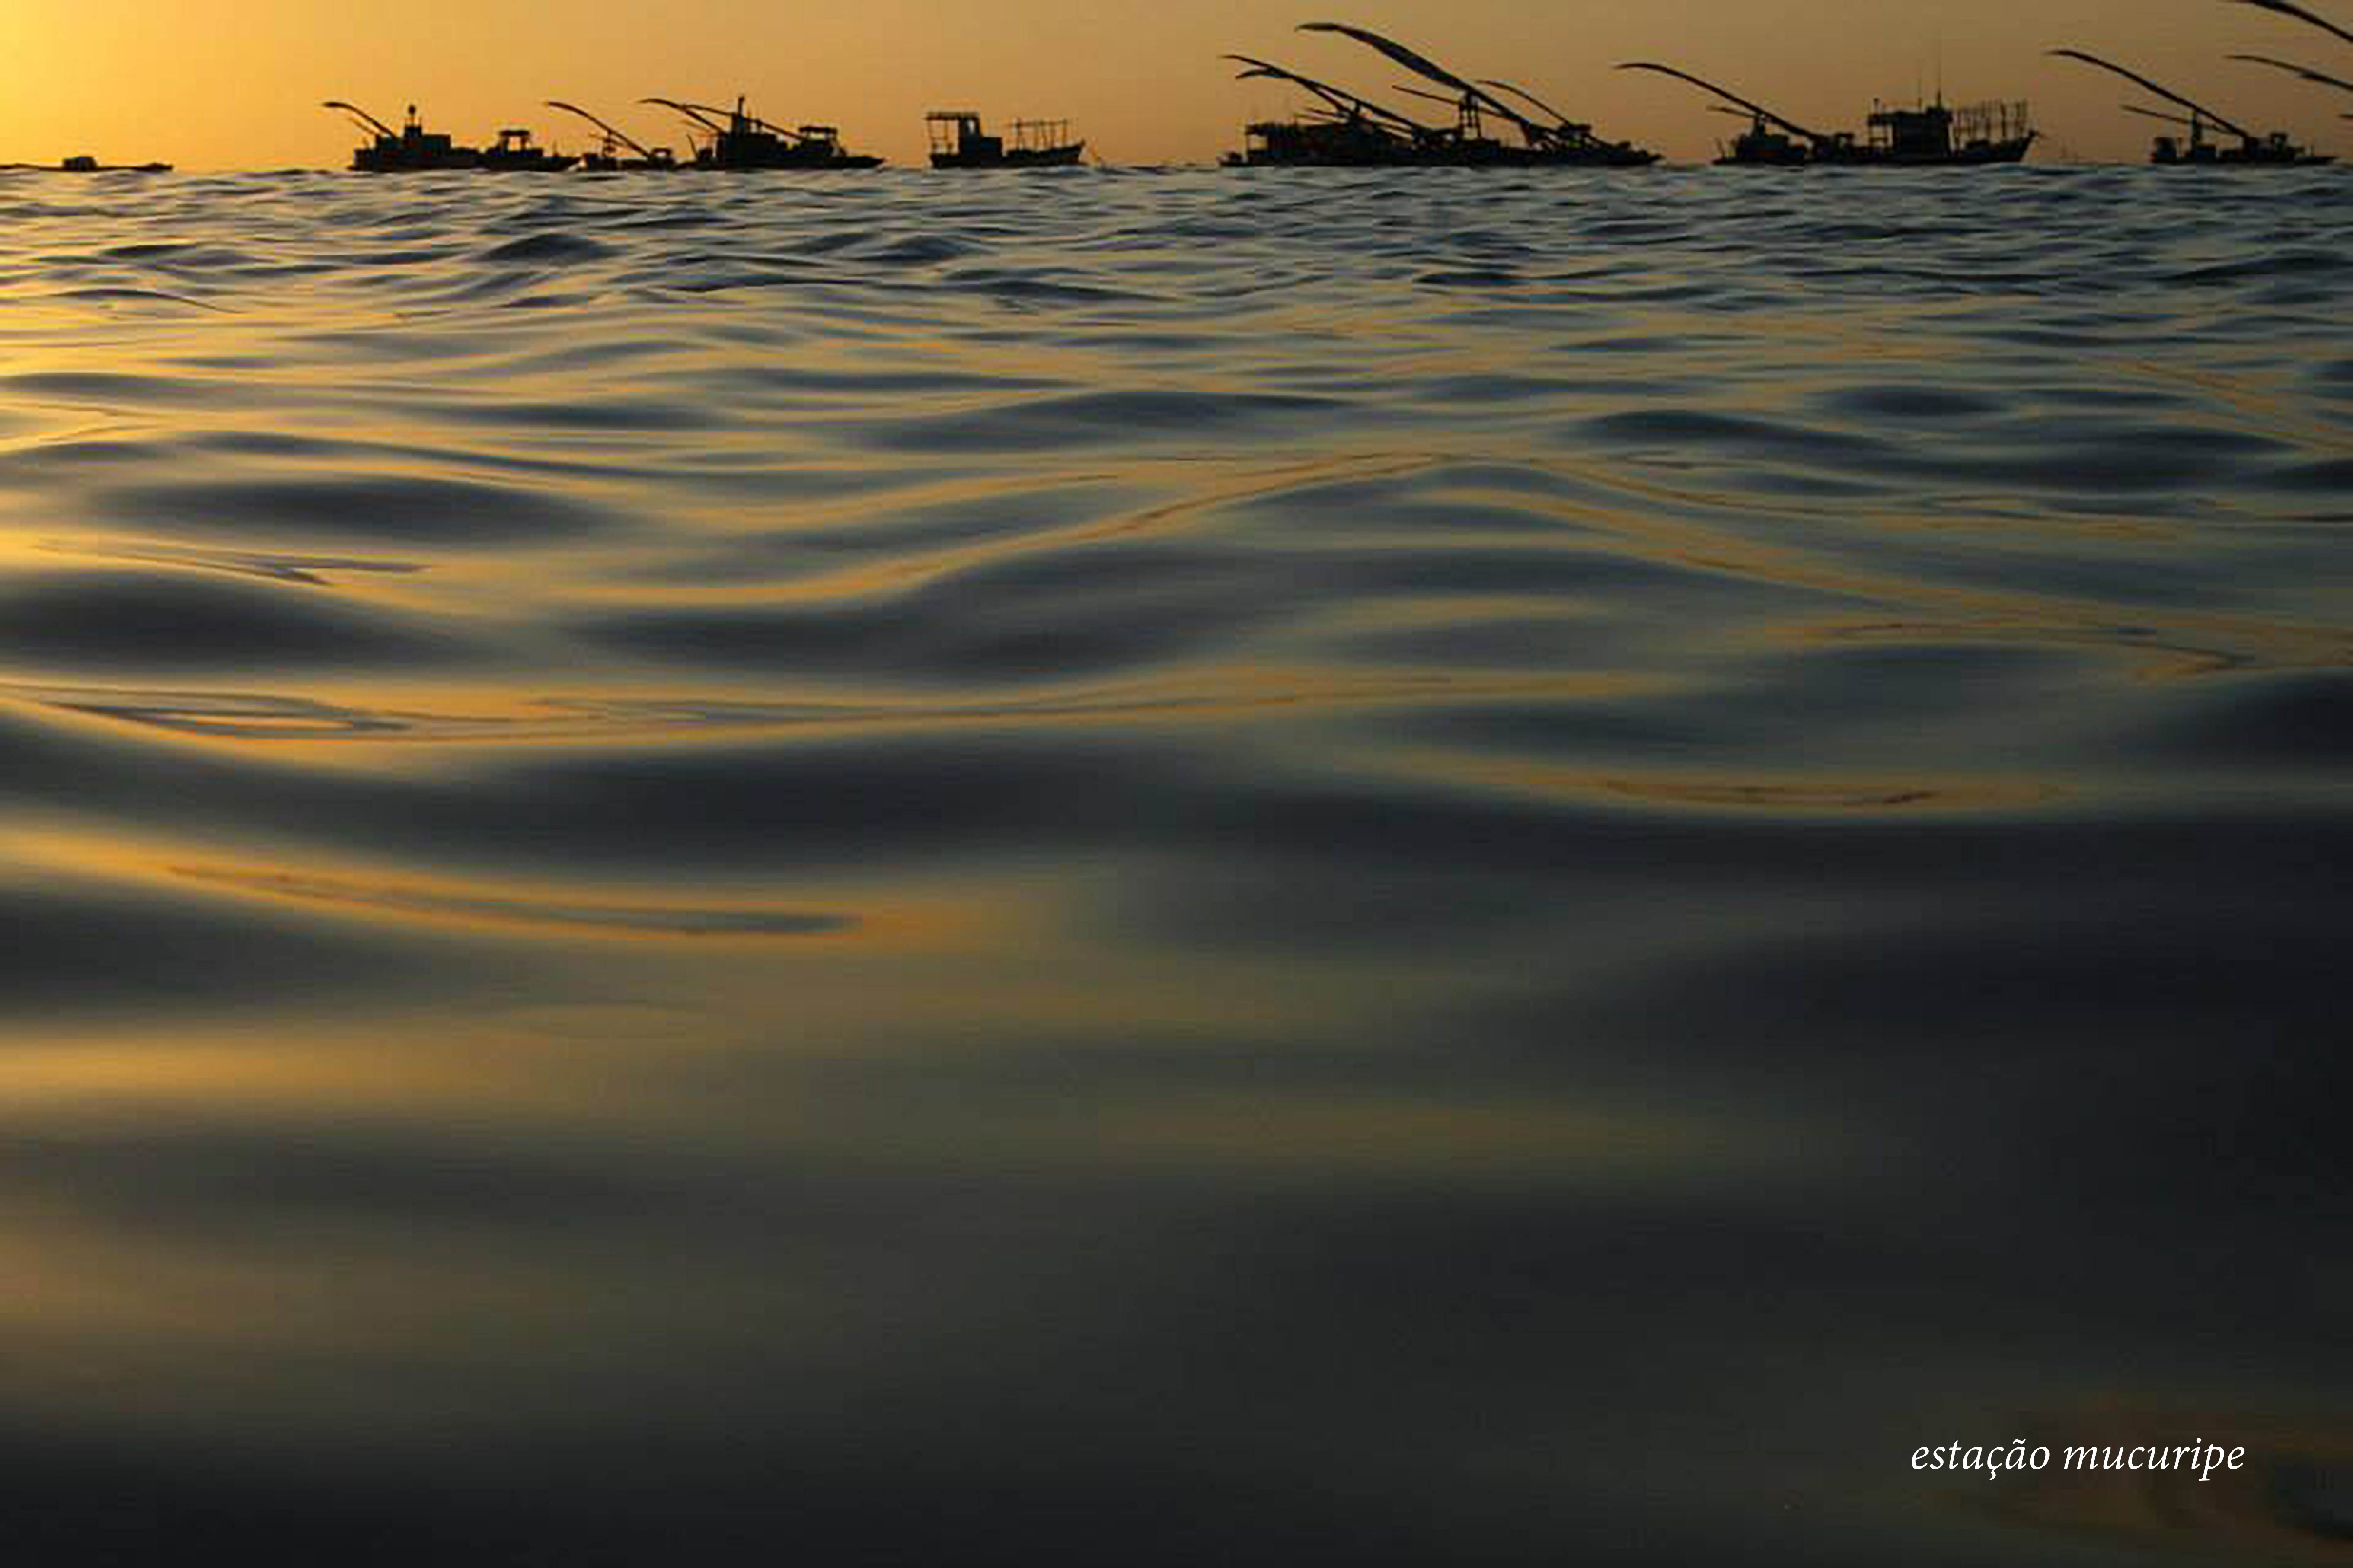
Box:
[4,4,2347,177]
[1223,21,1658,166]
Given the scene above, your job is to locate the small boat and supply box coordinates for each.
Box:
[642,97,881,169]
[479,127,575,172]
[926,112,1085,168]
[1616,63,2035,165]
[2048,50,2333,166]
[326,102,482,171]
[545,101,680,171]
[2,156,172,173]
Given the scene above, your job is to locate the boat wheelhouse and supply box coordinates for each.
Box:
[926,112,1086,168]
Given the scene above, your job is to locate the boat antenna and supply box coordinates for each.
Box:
[2228,54,2353,97]
[2224,0,2353,48]
[1615,61,1829,145]
[2046,49,2253,140]
[546,101,656,161]
[321,100,398,140]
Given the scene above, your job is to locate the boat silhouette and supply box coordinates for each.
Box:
[1223,21,1655,166]
[642,98,882,169]
[1616,63,2035,165]
[926,112,1085,168]
[326,102,477,171]
[546,102,681,171]
[326,102,573,172]
[2,156,172,173]
[2049,50,2334,164]
[481,128,575,172]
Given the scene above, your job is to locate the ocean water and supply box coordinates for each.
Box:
[1,164,2348,1564]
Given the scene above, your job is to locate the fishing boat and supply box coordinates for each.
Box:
[642,98,881,169]
[1223,58,1449,165]
[926,112,1085,168]
[1223,21,1656,167]
[1615,64,2034,165]
[480,128,575,172]
[326,102,483,171]
[2048,50,2333,165]
[2,156,172,173]
[546,102,680,171]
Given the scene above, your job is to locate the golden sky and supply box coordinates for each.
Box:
[3,0,2348,168]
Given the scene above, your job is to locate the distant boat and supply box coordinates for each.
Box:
[479,127,575,172]
[1,156,172,173]
[1221,22,1657,167]
[642,97,882,169]
[2048,50,2334,165]
[925,112,1085,168]
[545,101,681,171]
[326,102,482,171]
[1615,63,2035,165]
[325,102,575,172]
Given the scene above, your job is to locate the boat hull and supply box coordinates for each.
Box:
[1722,135,2037,167]
[930,143,1086,169]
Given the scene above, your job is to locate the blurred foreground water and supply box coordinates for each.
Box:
[1,165,2349,1563]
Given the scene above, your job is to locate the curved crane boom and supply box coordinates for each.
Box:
[2226,0,2353,48]
[684,99,815,141]
[642,96,821,143]
[1480,79,1575,127]
[1392,83,1465,110]
[2047,50,2251,140]
[2120,103,2201,127]
[1299,21,1548,140]
[721,99,824,141]
[322,100,398,140]
[2229,53,2353,96]
[1614,62,1826,145]
[1225,55,1434,133]
[641,97,729,135]
[546,101,655,160]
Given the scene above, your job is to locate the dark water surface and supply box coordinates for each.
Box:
[2,166,2348,1563]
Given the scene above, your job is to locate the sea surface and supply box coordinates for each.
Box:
[2,164,2348,1564]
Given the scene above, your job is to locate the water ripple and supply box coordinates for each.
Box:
[0,165,2347,1567]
